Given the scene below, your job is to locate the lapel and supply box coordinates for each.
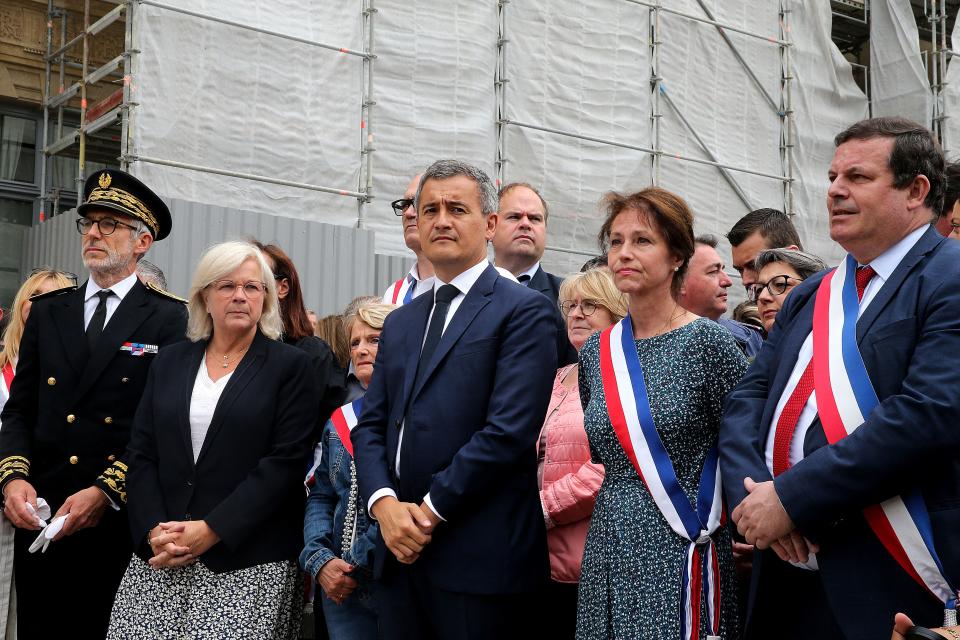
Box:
[409,264,496,401]
[178,341,206,461]
[194,331,267,466]
[53,286,88,375]
[71,279,153,406]
[855,226,942,343]
[527,265,550,295]
[400,293,433,415]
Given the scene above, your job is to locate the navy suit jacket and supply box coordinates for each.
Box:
[529,265,578,366]
[720,227,960,638]
[352,264,557,594]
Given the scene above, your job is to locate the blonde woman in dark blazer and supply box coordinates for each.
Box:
[107,241,319,639]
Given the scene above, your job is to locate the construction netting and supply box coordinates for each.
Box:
[131,0,945,278]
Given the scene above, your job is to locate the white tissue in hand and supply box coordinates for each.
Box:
[28,514,69,554]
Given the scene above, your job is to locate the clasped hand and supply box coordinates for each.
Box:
[730,477,819,564]
[147,520,220,568]
[370,497,440,564]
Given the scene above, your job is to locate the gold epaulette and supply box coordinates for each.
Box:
[29,285,77,302]
[145,281,187,304]
[0,456,30,484]
[96,460,128,504]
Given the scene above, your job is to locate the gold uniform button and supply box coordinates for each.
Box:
[69,456,78,465]
[47,377,56,386]
[104,416,113,425]
[107,455,116,462]
[66,414,76,424]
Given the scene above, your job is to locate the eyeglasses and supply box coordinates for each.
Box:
[559,299,602,317]
[76,217,138,236]
[30,266,78,286]
[748,274,801,302]
[391,198,415,216]
[208,280,267,298]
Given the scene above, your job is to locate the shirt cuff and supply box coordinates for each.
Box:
[367,488,398,518]
[97,486,120,511]
[423,493,446,522]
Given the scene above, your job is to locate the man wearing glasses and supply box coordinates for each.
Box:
[382,173,436,305]
[0,169,186,639]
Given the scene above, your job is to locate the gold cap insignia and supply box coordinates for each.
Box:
[98,172,111,189]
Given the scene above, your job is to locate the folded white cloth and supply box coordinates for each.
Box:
[25,498,69,554]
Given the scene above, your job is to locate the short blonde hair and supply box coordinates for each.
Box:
[558,268,628,323]
[186,241,283,341]
[344,302,398,336]
[0,269,74,370]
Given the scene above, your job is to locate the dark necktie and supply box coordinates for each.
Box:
[86,289,113,350]
[518,274,531,285]
[414,284,460,388]
[771,265,875,475]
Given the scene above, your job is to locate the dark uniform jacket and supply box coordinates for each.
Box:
[529,265,579,366]
[0,279,187,507]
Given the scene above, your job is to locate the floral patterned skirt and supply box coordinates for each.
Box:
[107,555,302,640]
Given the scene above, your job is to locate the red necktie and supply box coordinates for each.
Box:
[771,265,876,476]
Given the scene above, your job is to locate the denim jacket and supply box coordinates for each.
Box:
[301,416,379,581]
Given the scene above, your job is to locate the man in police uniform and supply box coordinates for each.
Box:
[0,169,187,638]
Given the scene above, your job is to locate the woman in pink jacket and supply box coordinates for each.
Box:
[538,268,626,639]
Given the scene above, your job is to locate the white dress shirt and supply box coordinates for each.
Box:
[515,262,541,283]
[368,258,492,521]
[381,264,435,304]
[763,224,928,569]
[83,271,139,330]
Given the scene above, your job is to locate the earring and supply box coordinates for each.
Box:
[673,266,679,272]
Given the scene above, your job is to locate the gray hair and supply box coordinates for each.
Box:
[415,159,498,216]
[694,233,720,248]
[136,259,167,289]
[186,241,283,341]
[754,248,827,280]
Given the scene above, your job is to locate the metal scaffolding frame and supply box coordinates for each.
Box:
[39,0,376,223]
[40,0,129,220]
[927,0,951,152]
[493,0,794,251]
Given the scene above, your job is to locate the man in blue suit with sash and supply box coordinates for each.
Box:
[721,117,960,640]
[352,159,557,639]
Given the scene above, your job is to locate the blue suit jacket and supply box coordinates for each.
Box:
[351,264,557,594]
[720,227,960,638]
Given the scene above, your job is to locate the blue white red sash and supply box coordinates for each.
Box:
[812,255,956,605]
[599,317,723,640]
[384,275,415,305]
[304,399,363,490]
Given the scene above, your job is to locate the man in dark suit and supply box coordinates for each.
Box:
[0,169,187,638]
[492,181,577,365]
[352,160,557,640]
[720,117,960,640]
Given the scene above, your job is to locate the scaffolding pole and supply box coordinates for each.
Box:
[779,0,796,216]
[357,0,377,228]
[649,0,662,184]
[927,0,949,152]
[76,0,90,205]
[495,0,509,186]
[120,0,137,171]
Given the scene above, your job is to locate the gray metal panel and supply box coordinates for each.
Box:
[19,198,406,316]
[374,253,414,299]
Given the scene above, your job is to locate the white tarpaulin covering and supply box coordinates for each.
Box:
[130,1,901,275]
[869,0,931,127]
[942,17,960,158]
[788,0,868,267]
[132,1,364,226]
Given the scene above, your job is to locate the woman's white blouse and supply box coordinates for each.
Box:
[189,365,233,462]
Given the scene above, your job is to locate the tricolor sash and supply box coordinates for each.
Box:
[304,398,363,491]
[385,275,415,305]
[812,255,956,605]
[600,317,723,640]
[1,363,12,393]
